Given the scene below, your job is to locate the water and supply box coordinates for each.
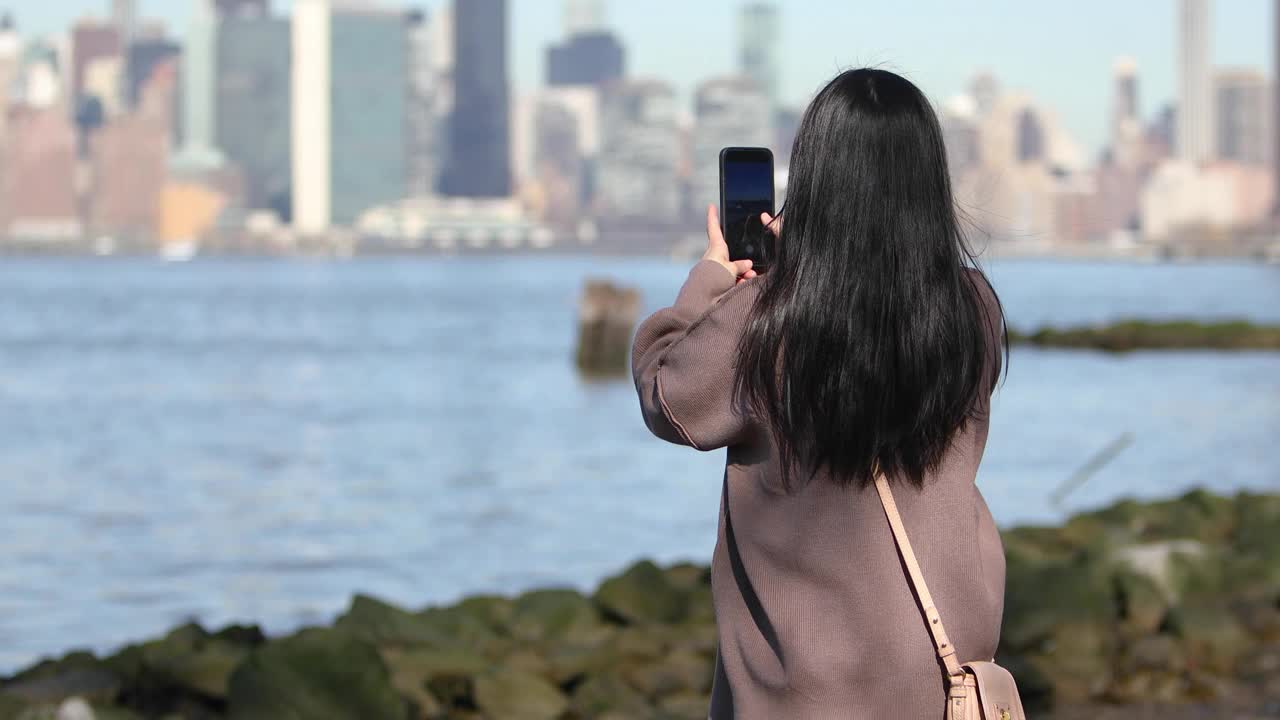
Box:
[0,256,1276,673]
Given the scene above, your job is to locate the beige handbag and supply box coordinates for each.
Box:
[873,473,1027,720]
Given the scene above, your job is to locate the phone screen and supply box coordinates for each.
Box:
[722,151,775,269]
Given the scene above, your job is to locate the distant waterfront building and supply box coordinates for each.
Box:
[0,15,22,138]
[513,86,600,222]
[84,55,125,117]
[691,75,773,213]
[1177,0,1213,163]
[89,58,174,239]
[1016,108,1046,163]
[546,32,624,87]
[1110,57,1143,167]
[112,0,137,48]
[217,11,291,213]
[1213,69,1271,167]
[406,8,443,199]
[597,79,680,220]
[70,20,121,108]
[291,0,410,232]
[216,0,270,15]
[125,39,179,108]
[738,3,778,111]
[562,0,604,35]
[1,106,81,240]
[172,0,224,170]
[940,94,981,177]
[440,0,511,198]
[970,72,1000,117]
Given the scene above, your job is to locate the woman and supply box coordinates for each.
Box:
[631,68,1009,718]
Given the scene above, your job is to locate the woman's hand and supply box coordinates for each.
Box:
[760,211,782,238]
[702,204,758,285]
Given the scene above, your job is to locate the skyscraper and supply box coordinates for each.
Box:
[547,32,624,87]
[597,80,680,220]
[217,10,291,213]
[172,0,223,170]
[1111,57,1143,167]
[406,9,442,198]
[1177,0,1213,163]
[691,75,773,212]
[291,0,409,231]
[563,0,604,35]
[112,0,137,48]
[441,0,510,198]
[70,20,121,106]
[1214,69,1271,166]
[738,3,778,110]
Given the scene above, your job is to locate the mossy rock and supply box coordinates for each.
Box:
[1001,551,1116,652]
[662,563,710,591]
[226,628,407,720]
[1113,569,1168,634]
[451,595,515,633]
[508,589,603,644]
[472,668,567,720]
[622,649,712,699]
[335,594,449,648]
[416,605,502,650]
[0,650,120,706]
[377,647,488,710]
[569,672,652,718]
[0,692,27,720]
[655,691,710,720]
[1023,622,1114,703]
[594,560,688,625]
[1162,604,1251,675]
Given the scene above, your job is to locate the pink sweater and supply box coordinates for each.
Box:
[631,259,1007,719]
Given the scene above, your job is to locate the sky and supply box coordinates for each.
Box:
[6,0,1274,156]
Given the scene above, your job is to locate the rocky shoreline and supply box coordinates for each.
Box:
[2,488,1277,719]
[1007,320,1280,352]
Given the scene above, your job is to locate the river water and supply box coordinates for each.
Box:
[0,256,1276,672]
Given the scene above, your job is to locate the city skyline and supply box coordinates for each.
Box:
[7,0,1273,157]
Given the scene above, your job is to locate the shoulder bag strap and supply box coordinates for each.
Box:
[873,472,967,683]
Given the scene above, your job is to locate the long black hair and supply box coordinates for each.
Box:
[732,68,1008,491]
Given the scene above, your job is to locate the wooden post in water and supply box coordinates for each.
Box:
[576,279,640,377]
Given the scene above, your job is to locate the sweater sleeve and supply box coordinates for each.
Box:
[631,259,757,451]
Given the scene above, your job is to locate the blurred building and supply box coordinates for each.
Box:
[217,0,270,14]
[84,56,124,118]
[1141,160,1272,239]
[562,0,604,35]
[1016,108,1045,163]
[1177,0,1213,164]
[0,15,21,139]
[14,40,62,110]
[70,20,121,110]
[970,72,999,117]
[0,106,80,240]
[406,8,444,198]
[88,58,175,240]
[440,0,511,198]
[173,0,224,170]
[216,10,291,214]
[547,32,624,87]
[514,86,600,223]
[691,75,773,213]
[125,39,179,108]
[738,3,778,111]
[596,79,680,220]
[1213,69,1271,167]
[292,0,410,231]
[1110,57,1144,168]
[940,94,981,177]
[112,0,137,47]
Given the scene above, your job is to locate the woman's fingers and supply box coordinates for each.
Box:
[730,259,754,276]
[761,212,782,238]
[706,204,727,251]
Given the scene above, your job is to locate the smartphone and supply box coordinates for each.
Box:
[719,146,775,272]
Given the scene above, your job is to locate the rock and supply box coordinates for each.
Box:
[508,589,603,644]
[656,691,710,720]
[1031,622,1114,703]
[1113,569,1168,634]
[226,628,407,720]
[1,650,120,706]
[663,563,710,591]
[569,673,651,718]
[595,560,688,625]
[335,594,448,648]
[623,649,712,698]
[54,698,94,720]
[1123,634,1186,673]
[378,647,488,710]
[1163,605,1251,675]
[451,595,515,633]
[416,605,501,650]
[472,668,567,720]
[1115,540,1207,601]
[1001,551,1116,652]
